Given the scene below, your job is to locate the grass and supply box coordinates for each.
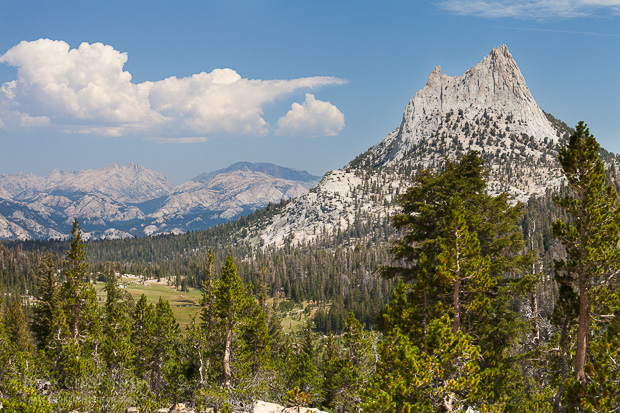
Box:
[95,277,202,331]
[94,277,320,334]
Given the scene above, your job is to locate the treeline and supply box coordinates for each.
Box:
[0,199,399,334]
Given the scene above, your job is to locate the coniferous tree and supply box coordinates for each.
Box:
[4,294,30,352]
[0,287,52,412]
[323,311,376,412]
[31,251,58,349]
[64,219,89,341]
[435,197,494,335]
[101,270,134,381]
[51,219,100,390]
[552,121,620,408]
[214,255,249,389]
[132,294,156,383]
[374,152,536,411]
[384,151,531,282]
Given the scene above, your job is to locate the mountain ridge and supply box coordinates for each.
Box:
[0,162,320,240]
[192,162,320,184]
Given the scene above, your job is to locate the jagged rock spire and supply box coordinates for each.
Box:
[383,45,558,165]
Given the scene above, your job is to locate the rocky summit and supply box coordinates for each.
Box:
[258,45,581,247]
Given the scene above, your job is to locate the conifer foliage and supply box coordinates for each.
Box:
[552,121,620,410]
[368,151,534,412]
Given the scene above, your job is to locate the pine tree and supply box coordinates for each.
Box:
[0,287,53,412]
[552,121,620,407]
[152,298,181,399]
[434,197,494,335]
[323,311,376,412]
[101,270,134,379]
[377,152,535,410]
[289,321,322,403]
[384,151,531,282]
[200,255,271,410]
[4,294,30,352]
[132,294,156,383]
[50,220,100,389]
[364,314,502,413]
[31,251,58,349]
[64,219,89,341]
[214,255,249,388]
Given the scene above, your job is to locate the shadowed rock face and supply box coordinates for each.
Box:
[259,45,573,247]
[0,162,320,240]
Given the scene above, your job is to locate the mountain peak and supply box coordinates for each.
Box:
[378,45,558,167]
[427,65,442,86]
[192,162,320,183]
[260,45,569,247]
[490,44,510,58]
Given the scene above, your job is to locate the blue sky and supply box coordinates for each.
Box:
[1,0,619,184]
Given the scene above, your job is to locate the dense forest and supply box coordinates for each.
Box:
[1,122,620,411]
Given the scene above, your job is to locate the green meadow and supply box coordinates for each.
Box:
[94,277,312,332]
[95,279,203,330]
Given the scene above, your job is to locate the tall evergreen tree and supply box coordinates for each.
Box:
[4,294,30,352]
[132,294,156,382]
[31,251,58,349]
[64,219,89,341]
[384,151,531,282]
[376,152,536,410]
[552,121,620,407]
[101,270,134,380]
[434,197,494,335]
[214,255,249,388]
[51,219,100,389]
[322,311,376,412]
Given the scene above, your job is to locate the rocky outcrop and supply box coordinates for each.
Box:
[385,45,558,165]
[259,45,569,247]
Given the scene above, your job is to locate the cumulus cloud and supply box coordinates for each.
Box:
[0,39,155,125]
[0,39,346,138]
[276,94,345,137]
[439,0,620,18]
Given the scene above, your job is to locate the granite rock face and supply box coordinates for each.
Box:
[259,46,572,247]
[385,45,558,165]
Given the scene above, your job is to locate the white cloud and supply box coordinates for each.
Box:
[0,39,155,124]
[147,70,345,136]
[19,114,50,127]
[0,39,346,138]
[276,94,345,137]
[146,136,209,144]
[439,0,620,18]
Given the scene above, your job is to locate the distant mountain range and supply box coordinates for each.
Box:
[0,162,320,240]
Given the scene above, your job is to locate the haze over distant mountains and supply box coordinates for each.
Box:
[0,162,320,240]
